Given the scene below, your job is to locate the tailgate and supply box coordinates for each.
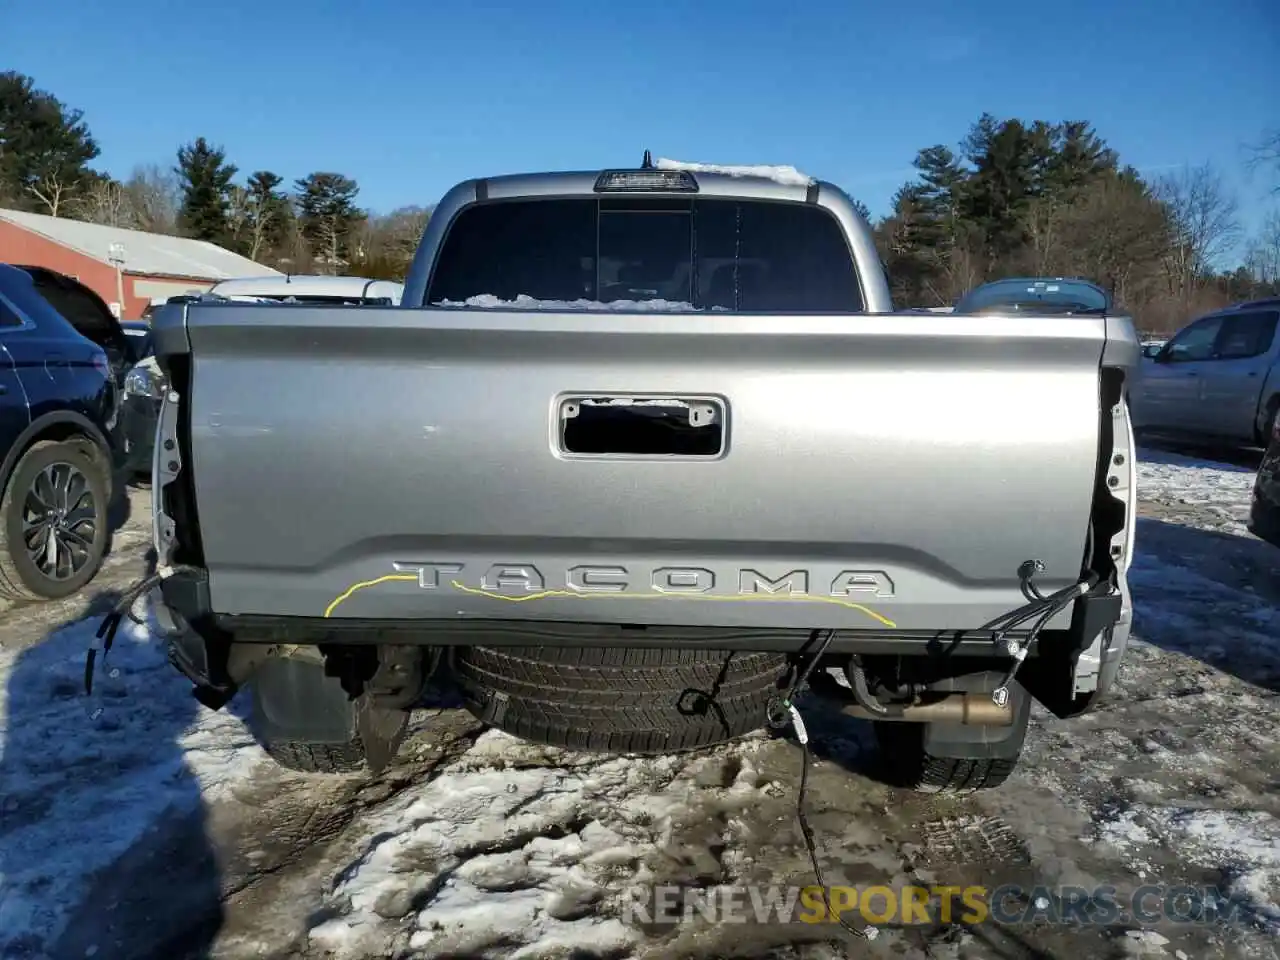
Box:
[167,305,1111,631]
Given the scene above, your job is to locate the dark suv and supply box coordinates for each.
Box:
[0,264,129,600]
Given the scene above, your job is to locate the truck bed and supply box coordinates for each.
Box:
[154,302,1124,632]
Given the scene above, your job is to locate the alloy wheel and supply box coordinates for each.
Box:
[21,461,98,581]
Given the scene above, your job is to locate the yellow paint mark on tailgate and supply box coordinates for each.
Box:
[324,574,897,628]
[323,574,418,618]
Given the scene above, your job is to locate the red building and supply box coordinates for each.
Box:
[0,208,281,320]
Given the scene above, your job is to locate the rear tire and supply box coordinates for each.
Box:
[0,439,110,602]
[260,738,371,775]
[453,646,789,754]
[1259,399,1280,447]
[874,721,1020,792]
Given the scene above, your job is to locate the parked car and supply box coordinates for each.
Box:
[142,295,203,321]
[12,265,139,388]
[144,158,1140,793]
[953,277,1112,315]
[12,269,152,484]
[0,264,123,600]
[208,275,405,305]
[1248,414,1280,547]
[1131,298,1280,448]
[119,322,162,477]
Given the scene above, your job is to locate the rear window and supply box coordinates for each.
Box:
[23,273,124,347]
[426,197,862,312]
[1215,311,1278,360]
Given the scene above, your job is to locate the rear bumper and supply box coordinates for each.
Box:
[152,566,1126,698]
[152,555,1121,721]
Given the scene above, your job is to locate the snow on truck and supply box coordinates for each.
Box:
[125,155,1140,792]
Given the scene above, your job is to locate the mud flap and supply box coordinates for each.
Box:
[355,697,407,774]
[919,671,1032,762]
[250,657,359,746]
[1019,592,1124,718]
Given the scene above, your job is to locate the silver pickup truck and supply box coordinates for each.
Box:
[143,158,1140,792]
[1132,297,1280,448]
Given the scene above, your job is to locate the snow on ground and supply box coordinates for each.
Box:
[1136,445,1259,536]
[1097,804,1280,927]
[1,446,1279,959]
[305,731,716,958]
[0,605,265,957]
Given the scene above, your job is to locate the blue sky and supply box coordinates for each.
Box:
[6,0,1279,255]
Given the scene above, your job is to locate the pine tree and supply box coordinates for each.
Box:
[962,117,1041,261]
[1045,121,1118,196]
[175,137,237,243]
[0,71,100,214]
[294,172,363,272]
[912,145,967,243]
[242,170,291,261]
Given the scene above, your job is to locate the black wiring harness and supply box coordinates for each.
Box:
[765,560,1101,943]
[84,564,201,696]
[766,628,881,941]
[986,561,1099,706]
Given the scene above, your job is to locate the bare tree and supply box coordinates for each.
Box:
[1244,209,1280,286]
[226,185,252,253]
[346,207,432,280]
[1061,175,1170,314]
[1155,163,1242,302]
[239,172,290,262]
[1246,129,1280,195]
[275,212,314,274]
[123,164,180,234]
[26,172,76,216]
[75,178,135,227]
[926,237,984,305]
[382,206,430,259]
[246,199,275,261]
[1019,196,1067,276]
